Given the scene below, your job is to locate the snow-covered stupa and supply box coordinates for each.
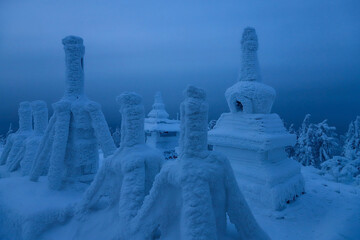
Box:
[29,36,116,190]
[131,86,270,240]
[7,101,48,174]
[208,27,304,210]
[145,92,180,159]
[0,101,33,169]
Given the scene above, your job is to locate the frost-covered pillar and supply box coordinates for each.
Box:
[18,102,33,133]
[240,27,261,82]
[179,86,208,157]
[62,36,85,99]
[117,92,145,148]
[32,101,48,135]
[2,102,33,169]
[29,35,115,190]
[0,102,32,166]
[19,101,49,175]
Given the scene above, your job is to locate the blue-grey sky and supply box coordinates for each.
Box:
[0,0,359,134]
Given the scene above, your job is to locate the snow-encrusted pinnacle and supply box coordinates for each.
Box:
[179,86,208,156]
[31,100,48,135]
[147,91,169,119]
[62,35,85,99]
[240,27,261,82]
[18,101,32,132]
[117,92,145,148]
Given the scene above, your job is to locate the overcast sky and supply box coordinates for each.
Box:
[0,0,359,134]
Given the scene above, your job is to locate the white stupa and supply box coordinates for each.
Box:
[145,92,180,159]
[208,27,304,210]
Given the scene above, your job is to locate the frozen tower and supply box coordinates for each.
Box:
[208,28,304,210]
[29,36,116,190]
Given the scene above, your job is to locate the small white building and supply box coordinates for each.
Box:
[208,27,304,210]
[145,92,180,159]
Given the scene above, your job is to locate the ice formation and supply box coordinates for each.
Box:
[7,101,48,173]
[145,91,180,159]
[77,92,163,236]
[29,36,116,190]
[208,27,304,210]
[0,102,33,169]
[131,86,270,240]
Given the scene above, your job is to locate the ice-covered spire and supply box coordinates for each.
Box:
[147,91,169,119]
[31,100,48,135]
[179,86,208,156]
[117,92,145,148]
[240,27,261,82]
[18,101,32,132]
[62,35,85,99]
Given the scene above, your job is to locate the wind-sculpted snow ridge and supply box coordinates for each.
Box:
[29,36,116,190]
[0,102,33,170]
[131,86,270,240]
[74,92,163,239]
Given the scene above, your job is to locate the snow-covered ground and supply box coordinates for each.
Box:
[0,144,359,240]
[233,166,360,240]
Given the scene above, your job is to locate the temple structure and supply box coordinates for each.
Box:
[29,36,116,190]
[208,27,304,210]
[145,92,180,159]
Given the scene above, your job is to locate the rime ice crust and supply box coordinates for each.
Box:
[29,36,116,190]
[18,101,49,175]
[131,86,270,240]
[208,27,304,210]
[226,27,275,114]
[77,92,163,238]
[0,102,33,169]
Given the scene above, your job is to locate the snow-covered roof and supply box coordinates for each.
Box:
[144,118,180,132]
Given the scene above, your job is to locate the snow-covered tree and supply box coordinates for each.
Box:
[343,116,360,160]
[313,120,339,166]
[321,156,360,184]
[294,115,338,168]
[294,114,313,165]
